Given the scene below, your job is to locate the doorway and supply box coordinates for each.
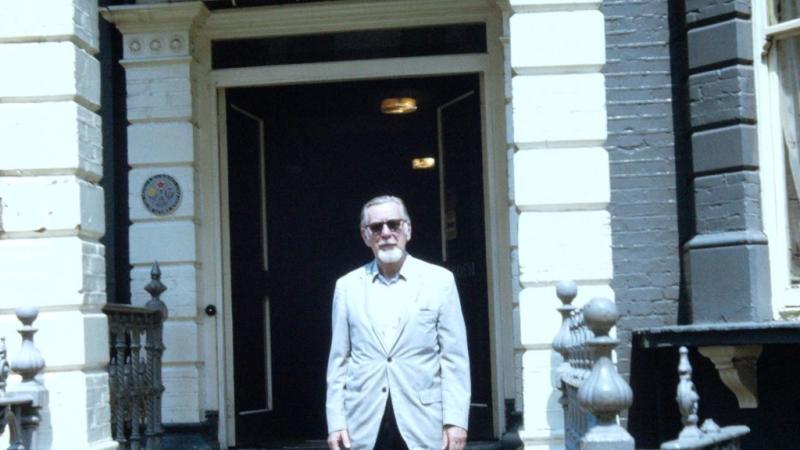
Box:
[222,74,492,447]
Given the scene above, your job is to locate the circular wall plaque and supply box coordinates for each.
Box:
[142,174,182,216]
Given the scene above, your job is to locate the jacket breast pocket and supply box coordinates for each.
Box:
[416,309,438,324]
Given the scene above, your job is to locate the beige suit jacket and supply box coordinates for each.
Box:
[326,255,471,450]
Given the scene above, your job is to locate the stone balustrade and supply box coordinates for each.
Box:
[0,307,47,450]
[553,281,751,450]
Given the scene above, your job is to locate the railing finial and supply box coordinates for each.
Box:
[577,297,635,449]
[145,261,169,321]
[553,280,577,359]
[10,307,45,384]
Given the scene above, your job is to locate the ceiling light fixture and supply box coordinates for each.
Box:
[381,97,417,114]
[412,157,436,170]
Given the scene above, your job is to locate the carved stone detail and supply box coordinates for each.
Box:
[122,31,191,60]
[698,345,762,409]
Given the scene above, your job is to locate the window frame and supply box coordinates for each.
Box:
[753,0,800,319]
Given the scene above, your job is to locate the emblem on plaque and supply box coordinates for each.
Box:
[142,174,182,216]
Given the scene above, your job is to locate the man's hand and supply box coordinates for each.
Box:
[327,429,351,450]
[441,425,467,450]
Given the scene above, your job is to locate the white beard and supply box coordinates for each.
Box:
[377,247,404,264]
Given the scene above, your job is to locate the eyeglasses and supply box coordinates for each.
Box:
[364,219,405,234]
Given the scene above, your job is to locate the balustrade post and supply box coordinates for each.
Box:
[660,347,750,450]
[576,297,634,450]
[553,281,577,388]
[144,262,166,450]
[7,307,47,450]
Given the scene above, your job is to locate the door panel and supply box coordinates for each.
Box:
[227,103,273,442]
[438,90,493,439]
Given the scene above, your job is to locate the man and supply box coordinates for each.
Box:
[326,195,471,450]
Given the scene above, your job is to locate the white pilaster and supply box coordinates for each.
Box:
[103,2,210,424]
[0,0,116,447]
[501,0,610,448]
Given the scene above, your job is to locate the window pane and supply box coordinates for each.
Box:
[776,34,800,282]
[774,0,800,23]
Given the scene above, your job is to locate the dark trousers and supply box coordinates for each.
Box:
[373,395,409,450]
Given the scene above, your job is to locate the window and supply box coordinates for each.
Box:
[754,0,800,318]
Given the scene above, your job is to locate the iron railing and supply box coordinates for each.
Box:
[103,262,168,450]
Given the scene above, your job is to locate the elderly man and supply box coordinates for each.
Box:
[326,195,471,450]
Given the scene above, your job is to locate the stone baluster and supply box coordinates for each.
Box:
[144,262,166,450]
[8,307,47,450]
[660,346,750,449]
[675,346,702,440]
[577,297,634,450]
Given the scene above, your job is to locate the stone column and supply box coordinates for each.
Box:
[683,1,771,322]
[0,0,117,448]
[103,1,210,425]
[499,0,611,448]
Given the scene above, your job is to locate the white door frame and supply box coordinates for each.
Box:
[201,1,512,446]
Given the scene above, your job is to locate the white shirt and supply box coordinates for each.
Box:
[366,261,411,348]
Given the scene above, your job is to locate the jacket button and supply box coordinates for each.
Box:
[387,357,392,362]
[382,387,387,393]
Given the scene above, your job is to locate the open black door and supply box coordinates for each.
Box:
[437,90,493,439]
[225,75,493,447]
[226,102,276,445]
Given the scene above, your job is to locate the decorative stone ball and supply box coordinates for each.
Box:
[583,297,617,337]
[15,306,39,326]
[556,280,577,304]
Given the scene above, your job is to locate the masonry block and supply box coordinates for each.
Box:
[128,122,196,166]
[514,147,609,209]
[0,310,108,368]
[694,171,762,234]
[510,0,601,12]
[163,319,199,363]
[38,370,117,450]
[162,365,202,423]
[687,243,772,322]
[692,124,758,173]
[129,166,195,220]
[510,10,605,72]
[0,237,104,308]
[520,349,563,434]
[512,73,607,146]
[0,102,102,178]
[0,176,104,238]
[686,0,751,25]
[125,63,193,122]
[518,210,612,285]
[688,19,752,70]
[0,0,99,51]
[0,42,100,109]
[131,263,198,318]
[129,220,197,264]
[689,65,755,128]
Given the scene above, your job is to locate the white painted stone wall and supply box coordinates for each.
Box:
[103,3,211,425]
[503,1,612,448]
[0,0,117,448]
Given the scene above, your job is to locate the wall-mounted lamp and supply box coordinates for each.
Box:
[381,97,417,114]
[412,157,436,170]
